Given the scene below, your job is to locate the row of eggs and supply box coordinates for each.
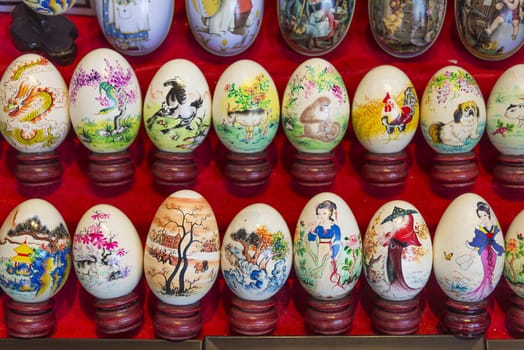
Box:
[24,1,523,60]
[0,190,521,313]
[1,49,523,163]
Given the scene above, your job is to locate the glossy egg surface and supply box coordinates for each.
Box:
[504,209,524,298]
[23,0,75,15]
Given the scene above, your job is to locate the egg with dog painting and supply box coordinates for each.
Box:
[212,60,280,153]
[420,65,486,154]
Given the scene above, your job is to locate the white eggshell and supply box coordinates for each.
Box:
[143,59,212,152]
[95,0,174,56]
[0,198,71,303]
[221,203,292,301]
[420,66,486,154]
[352,65,419,154]
[144,190,220,305]
[73,204,143,300]
[69,48,142,153]
[212,60,280,153]
[282,58,349,153]
[363,200,432,301]
[294,192,361,300]
[487,64,524,155]
[186,0,263,56]
[0,53,70,153]
[433,193,504,302]
[504,210,524,298]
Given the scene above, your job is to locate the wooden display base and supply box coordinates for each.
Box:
[224,151,271,188]
[94,292,143,337]
[290,151,337,195]
[5,298,55,338]
[440,298,490,338]
[360,151,408,189]
[371,296,420,335]
[493,154,524,192]
[87,150,134,188]
[506,294,524,335]
[15,151,63,187]
[229,295,277,335]
[429,152,478,194]
[304,294,353,335]
[153,301,202,340]
[151,149,198,189]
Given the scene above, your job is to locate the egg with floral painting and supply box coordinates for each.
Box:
[282,58,349,153]
[503,209,524,298]
[294,192,361,300]
[363,200,432,301]
[73,204,143,300]
[433,193,504,302]
[221,203,292,301]
[0,198,71,303]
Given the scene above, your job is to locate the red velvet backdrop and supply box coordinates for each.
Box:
[0,0,522,340]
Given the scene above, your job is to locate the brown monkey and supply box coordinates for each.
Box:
[299,96,341,142]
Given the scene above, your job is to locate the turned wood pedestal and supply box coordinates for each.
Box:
[493,154,524,192]
[151,149,199,189]
[5,298,55,338]
[94,292,143,337]
[440,298,490,338]
[290,151,337,195]
[506,294,524,336]
[430,152,478,195]
[153,301,202,340]
[229,295,277,336]
[360,151,408,189]
[88,150,134,188]
[304,294,353,335]
[224,151,271,189]
[15,151,63,187]
[371,296,421,335]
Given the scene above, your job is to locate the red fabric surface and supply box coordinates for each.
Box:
[0,0,522,340]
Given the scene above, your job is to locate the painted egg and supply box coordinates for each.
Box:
[212,60,280,153]
[0,198,71,303]
[504,209,524,298]
[277,0,355,56]
[144,190,220,305]
[143,59,212,153]
[69,48,142,153]
[487,64,524,155]
[455,0,524,60]
[0,53,70,153]
[282,58,349,153]
[363,200,432,301]
[73,204,143,300]
[23,0,74,15]
[420,65,486,154]
[352,65,419,153]
[294,192,361,300]
[433,193,504,302]
[369,0,446,58]
[221,203,292,301]
[94,0,174,56]
[186,0,264,56]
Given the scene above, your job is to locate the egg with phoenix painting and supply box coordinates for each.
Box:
[69,48,142,153]
[282,58,349,153]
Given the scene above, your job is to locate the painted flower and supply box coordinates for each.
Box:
[506,238,519,254]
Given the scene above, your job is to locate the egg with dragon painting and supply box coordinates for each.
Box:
[69,48,142,153]
[0,53,70,153]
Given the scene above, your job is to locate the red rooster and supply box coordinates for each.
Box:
[381,87,416,134]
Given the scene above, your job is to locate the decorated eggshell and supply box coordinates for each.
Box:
[363,200,432,301]
[0,53,70,153]
[282,58,349,153]
[487,64,524,155]
[433,193,504,302]
[144,59,212,152]
[212,60,280,153]
[0,198,71,303]
[73,204,143,300]
[352,65,419,154]
[504,209,524,298]
[23,0,74,15]
[221,203,292,301]
[95,0,174,56]
[186,0,263,56]
[294,192,361,300]
[420,65,486,154]
[455,0,524,61]
[144,190,220,305]
[277,0,355,56]
[369,0,446,58]
[69,48,142,153]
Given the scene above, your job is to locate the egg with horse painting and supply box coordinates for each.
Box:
[294,192,362,300]
[433,193,504,302]
[363,200,432,301]
[212,60,280,153]
[221,203,292,301]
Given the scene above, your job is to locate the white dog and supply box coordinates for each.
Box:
[428,101,480,147]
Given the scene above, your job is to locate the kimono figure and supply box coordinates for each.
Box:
[103,0,151,51]
[208,0,237,35]
[304,0,338,48]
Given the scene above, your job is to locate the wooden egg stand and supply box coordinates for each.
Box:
[224,150,272,189]
[151,149,199,189]
[506,294,524,335]
[360,151,408,190]
[439,298,490,338]
[429,152,478,194]
[304,293,354,335]
[93,291,143,337]
[493,154,524,192]
[228,295,277,335]
[290,151,337,194]
[15,151,63,188]
[153,300,202,340]
[371,295,421,335]
[87,150,135,188]
[5,297,56,338]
